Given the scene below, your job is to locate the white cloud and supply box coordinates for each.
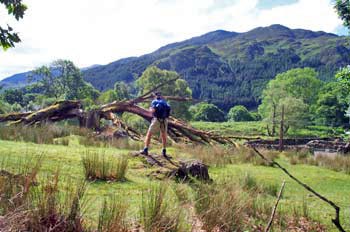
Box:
[0,0,344,79]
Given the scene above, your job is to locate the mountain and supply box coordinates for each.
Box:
[0,71,34,89]
[83,24,350,110]
[0,64,101,90]
[3,25,350,110]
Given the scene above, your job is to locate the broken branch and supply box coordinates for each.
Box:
[265,180,286,232]
[252,147,346,232]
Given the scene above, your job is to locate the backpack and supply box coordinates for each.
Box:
[153,100,171,119]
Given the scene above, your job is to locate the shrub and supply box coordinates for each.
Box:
[82,152,128,182]
[189,102,225,122]
[227,105,254,122]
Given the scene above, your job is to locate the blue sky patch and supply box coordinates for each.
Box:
[334,25,349,36]
[256,0,298,10]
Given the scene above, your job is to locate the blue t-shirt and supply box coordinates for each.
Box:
[151,98,170,118]
[151,99,168,108]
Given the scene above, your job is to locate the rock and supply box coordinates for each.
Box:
[306,140,348,153]
[96,126,128,140]
[175,160,211,181]
[131,151,211,181]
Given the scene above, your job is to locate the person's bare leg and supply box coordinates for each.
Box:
[145,130,152,148]
[161,131,167,149]
[161,131,167,156]
[141,130,152,155]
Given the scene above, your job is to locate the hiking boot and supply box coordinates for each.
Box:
[140,148,149,156]
[162,148,171,159]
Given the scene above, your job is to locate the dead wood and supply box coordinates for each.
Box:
[265,180,286,232]
[9,100,82,126]
[131,151,210,181]
[252,147,346,232]
[0,80,234,145]
[0,112,31,122]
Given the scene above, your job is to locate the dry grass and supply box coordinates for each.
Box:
[171,183,190,206]
[0,162,87,232]
[180,143,279,167]
[0,155,42,214]
[0,124,90,145]
[78,135,142,150]
[192,175,325,232]
[285,150,350,174]
[82,151,128,182]
[27,174,87,232]
[193,180,253,231]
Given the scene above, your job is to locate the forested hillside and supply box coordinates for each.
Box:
[83,24,350,110]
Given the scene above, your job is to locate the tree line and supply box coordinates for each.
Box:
[2,60,350,135]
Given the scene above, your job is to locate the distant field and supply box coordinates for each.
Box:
[191,121,345,138]
[0,137,350,230]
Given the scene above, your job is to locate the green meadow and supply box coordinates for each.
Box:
[0,133,349,231]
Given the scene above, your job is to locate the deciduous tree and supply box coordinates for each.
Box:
[136,66,192,119]
[259,68,321,135]
[0,0,27,50]
[334,0,350,30]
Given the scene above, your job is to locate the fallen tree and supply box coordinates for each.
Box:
[0,81,234,145]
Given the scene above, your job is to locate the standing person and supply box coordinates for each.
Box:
[140,92,171,157]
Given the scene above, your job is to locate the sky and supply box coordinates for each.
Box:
[0,0,347,80]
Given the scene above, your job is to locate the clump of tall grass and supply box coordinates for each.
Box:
[286,150,350,174]
[180,143,279,167]
[233,146,278,166]
[0,155,42,214]
[53,137,70,146]
[285,149,312,165]
[239,172,258,191]
[239,172,279,196]
[140,183,186,232]
[82,152,128,182]
[27,173,87,232]
[0,124,89,145]
[193,180,249,231]
[0,157,87,232]
[79,135,142,150]
[172,183,190,205]
[97,195,129,232]
[314,155,350,174]
[193,176,321,231]
[177,144,237,167]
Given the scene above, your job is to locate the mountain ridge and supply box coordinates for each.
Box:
[2,24,349,110]
[82,24,350,110]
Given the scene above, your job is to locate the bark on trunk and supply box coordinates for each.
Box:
[0,81,234,145]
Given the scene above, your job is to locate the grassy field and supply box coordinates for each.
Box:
[191,121,345,138]
[0,134,350,231]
